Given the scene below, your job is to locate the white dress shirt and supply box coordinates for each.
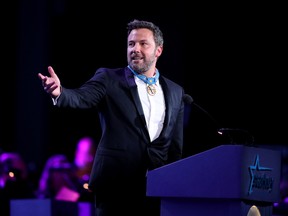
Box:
[134,76,166,142]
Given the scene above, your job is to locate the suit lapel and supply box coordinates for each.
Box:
[124,67,175,142]
[158,77,172,137]
[124,67,150,139]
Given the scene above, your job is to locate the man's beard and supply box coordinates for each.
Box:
[129,58,155,74]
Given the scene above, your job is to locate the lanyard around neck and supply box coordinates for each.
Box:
[128,65,160,85]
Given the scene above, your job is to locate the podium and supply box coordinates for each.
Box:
[10,199,95,216]
[146,145,281,216]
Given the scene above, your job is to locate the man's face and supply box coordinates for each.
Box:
[127,28,162,74]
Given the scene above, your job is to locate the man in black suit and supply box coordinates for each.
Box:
[38,19,186,216]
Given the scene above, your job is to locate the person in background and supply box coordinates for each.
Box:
[72,136,96,202]
[0,152,35,216]
[273,150,288,215]
[36,154,80,202]
[38,19,187,216]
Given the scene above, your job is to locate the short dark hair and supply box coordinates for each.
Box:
[127,19,164,47]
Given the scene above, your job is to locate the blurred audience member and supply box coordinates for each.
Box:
[280,162,288,203]
[36,154,80,202]
[273,148,288,215]
[0,152,35,215]
[72,136,96,202]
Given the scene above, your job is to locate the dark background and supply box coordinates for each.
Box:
[1,1,287,177]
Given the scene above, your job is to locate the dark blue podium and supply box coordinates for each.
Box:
[10,199,95,216]
[146,145,281,216]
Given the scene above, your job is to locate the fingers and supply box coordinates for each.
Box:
[44,81,57,91]
[45,84,59,94]
[38,73,46,80]
[38,66,56,86]
[39,66,61,97]
[48,66,57,78]
[38,66,57,80]
[39,67,54,89]
[38,73,48,85]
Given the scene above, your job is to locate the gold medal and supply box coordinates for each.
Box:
[147,84,156,96]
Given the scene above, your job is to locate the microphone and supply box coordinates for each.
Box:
[217,128,255,145]
[183,94,193,105]
[183,94,255,145]
[184,94,219,128]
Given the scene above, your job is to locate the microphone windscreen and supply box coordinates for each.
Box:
[183,94,193,104]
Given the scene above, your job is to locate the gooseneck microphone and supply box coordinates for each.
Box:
[183,94,255,145]
[183,94,219,128]
[183,94,193,105]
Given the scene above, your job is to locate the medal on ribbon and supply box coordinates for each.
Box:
[147,84,156,96]
[128,65,160,96]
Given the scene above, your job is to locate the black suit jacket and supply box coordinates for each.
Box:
[56,66,185,193]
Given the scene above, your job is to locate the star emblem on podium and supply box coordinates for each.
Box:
[248,154,272,195]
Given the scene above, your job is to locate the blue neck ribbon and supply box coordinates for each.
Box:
[128,65,160,85]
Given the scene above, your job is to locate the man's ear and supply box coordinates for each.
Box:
[155,46,163,58]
